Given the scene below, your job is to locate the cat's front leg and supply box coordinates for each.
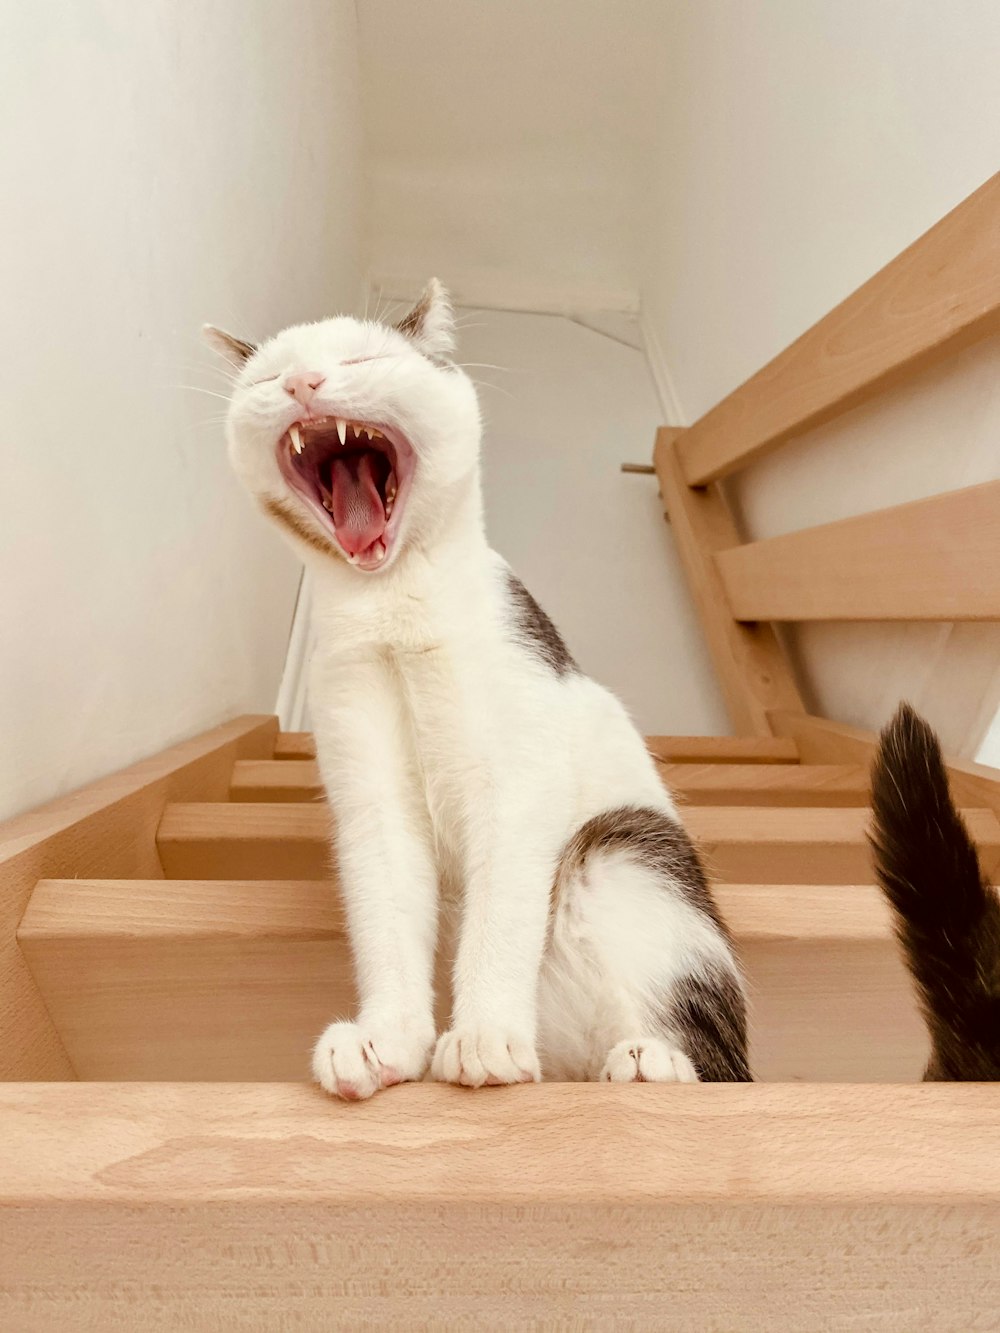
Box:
[310,657,439,1100]
[432,787,554,1088]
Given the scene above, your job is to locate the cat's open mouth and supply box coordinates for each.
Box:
[276,416,414,570]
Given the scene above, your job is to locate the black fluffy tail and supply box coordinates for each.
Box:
[869,702,1000,1080]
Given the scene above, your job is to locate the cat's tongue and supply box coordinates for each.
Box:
[328,452,385,556]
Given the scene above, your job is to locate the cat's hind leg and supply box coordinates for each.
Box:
[538,806,751,1084]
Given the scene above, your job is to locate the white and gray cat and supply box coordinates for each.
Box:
[206,281,750,1098]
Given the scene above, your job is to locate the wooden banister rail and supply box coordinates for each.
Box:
[676,171,1000,486]
[655,172,1000,740]
[716,480,1000,622]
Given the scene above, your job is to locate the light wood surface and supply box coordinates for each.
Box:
[18,878,925,1082]
[661,762,869,806]
[0,714,277,1080]
[3,1081,1000,1329]
[770,710,1000,818]
[231,758,325,801]
[653,427,807,735]
[235,757,867,807]
[273,731,316,759]
[676,170,1000,484]
[646,734,800,763]
[717,480,1000,622]
[157,800,1000,884]
[694,804,1000,884]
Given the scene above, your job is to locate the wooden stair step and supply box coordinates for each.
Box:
[155,801,1000,884]
[272,731,802,766]
[660,763,868,805]
[18,878,925,1082]
[273,732,317,760]
[233,759,867,806]
[645,735,800,764]
[6,1082,1000,1329]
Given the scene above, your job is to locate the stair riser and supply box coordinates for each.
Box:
[231,760,872,807]
[19,930,925,1082]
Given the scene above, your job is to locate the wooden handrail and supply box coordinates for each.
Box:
[676,171,1000,485]
[716,480,1000,622]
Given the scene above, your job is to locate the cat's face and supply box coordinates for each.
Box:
[206,281,480,573]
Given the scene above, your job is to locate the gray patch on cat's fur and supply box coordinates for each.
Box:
[659,967,751,1082]
[560,805,727,931]
[505,572,578,677]
[558,805,751,1082]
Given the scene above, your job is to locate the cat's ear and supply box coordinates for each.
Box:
[394,278,455,358]
[202,324,256,366]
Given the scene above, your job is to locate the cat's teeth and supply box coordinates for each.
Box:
[336,417,347,446]
[363,427,374,440]
[289,424,303,454]
[373,545,386,563]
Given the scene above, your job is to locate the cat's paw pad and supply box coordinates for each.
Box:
[311,1021,432,1101]
[431,1026,541,1088]
[601,1038,698,1084]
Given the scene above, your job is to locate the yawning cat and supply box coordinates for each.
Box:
[206,281,750,1098]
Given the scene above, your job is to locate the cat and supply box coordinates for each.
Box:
[205,280,750,1099]
[870,702,1000,1080]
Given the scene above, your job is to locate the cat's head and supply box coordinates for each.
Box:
[205,280,480,573]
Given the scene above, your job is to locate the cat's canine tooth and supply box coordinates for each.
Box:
[289,424,303,454]
[373,545,386,563]
[336,417,347,446]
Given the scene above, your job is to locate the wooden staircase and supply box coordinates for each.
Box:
[3,714,1000,1325]
[19,721,999,1089]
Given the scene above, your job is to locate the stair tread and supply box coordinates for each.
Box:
[156,801,1000,884]
[20,878,894,943]
[7,1081,999,1203]
[233,759,868,806]
[273,732,803,765]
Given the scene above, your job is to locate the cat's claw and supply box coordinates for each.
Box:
[432,1026,541,1088]
[311,1021,432,1100]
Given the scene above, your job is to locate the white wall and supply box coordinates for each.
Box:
[467,310,729,736]
[640,0,1000,755]
[0,1,362,820]
[356,1,656,314]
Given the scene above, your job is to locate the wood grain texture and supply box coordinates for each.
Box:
[3,1082,1000,1329]
[250,737,805,799]
[231,759,324,802]
[0,714,278,1080]
[18,878,924,1082]
[770,710,1000,818]
[659,762,869,806]
[677,170,1000,484]
[646,735,800,763]
[273,732,316,759]
[717,480,1000,622]
[235,757,862,806]
[653,427,807,735]
[159,800,1000,885]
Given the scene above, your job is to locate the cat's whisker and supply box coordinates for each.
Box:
[179,384,236,403]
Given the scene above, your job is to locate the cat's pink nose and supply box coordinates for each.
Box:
[283,370,326,406]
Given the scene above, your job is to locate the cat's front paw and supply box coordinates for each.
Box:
[311,1021,433,1101]
[431,1026,541,1088]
